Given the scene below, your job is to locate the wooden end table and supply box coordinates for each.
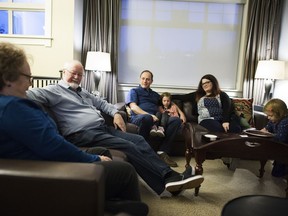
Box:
[188,130,288,197]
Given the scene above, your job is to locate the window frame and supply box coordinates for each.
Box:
[0,0,52,46]
[118,0,249,97]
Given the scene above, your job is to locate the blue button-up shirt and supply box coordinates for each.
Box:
[126,85,160,119]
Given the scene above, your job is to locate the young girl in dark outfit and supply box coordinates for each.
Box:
[261,98,288,177]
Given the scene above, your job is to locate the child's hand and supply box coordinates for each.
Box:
[180,115,186,123]
[260,128,268,133]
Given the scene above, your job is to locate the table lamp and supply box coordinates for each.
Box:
[255,60,286,105]
[85,51,111,94]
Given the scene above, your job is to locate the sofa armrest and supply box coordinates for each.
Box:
[254,111,268,130]
[126,122,139,134]
[0,159,105,216]
[185,122,209,149]
[114,102,126,111]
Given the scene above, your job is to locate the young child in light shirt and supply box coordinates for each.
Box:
[150,92,186,137]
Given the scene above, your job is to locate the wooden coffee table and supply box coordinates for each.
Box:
[188,129,288,197]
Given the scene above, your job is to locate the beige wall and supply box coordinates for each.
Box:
[21,0,79,78]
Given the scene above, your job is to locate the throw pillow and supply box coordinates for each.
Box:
[232,98,254,129]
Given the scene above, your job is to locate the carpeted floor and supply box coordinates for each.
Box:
[140,157,287,216]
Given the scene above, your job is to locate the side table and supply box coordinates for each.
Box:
[190,131,288,197]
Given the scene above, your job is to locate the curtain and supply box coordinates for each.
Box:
[81,0,120,103]
[243,0,283,105]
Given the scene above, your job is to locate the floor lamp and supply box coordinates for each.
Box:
[85,51,111,96]
[255,60,286,105]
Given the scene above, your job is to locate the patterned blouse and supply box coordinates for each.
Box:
[197,95,223,123]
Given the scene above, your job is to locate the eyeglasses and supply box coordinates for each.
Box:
[20,73,33,81]
[202,81,211,86]
[64,69,85,78]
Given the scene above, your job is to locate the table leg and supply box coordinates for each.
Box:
[185,148,193,168]
[194,150,206,196]
[184,125,193,168]
[258,160,267,178]
[194,151,205,175]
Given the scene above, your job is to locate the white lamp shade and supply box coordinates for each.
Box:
[255,60,286,80]
[85,51,111,71]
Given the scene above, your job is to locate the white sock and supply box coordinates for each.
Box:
[157,151,164,155]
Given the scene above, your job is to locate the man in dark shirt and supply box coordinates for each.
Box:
[126,70,182,167]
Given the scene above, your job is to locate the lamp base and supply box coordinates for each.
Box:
[262,79,273,105]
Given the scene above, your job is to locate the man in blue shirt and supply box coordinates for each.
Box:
[27,60,204,197]
[126,70,182,167]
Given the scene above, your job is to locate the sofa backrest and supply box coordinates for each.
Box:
[124,92,256,129]
[172,99,196,122]
[232,98,254,128]
[172,93,255,129]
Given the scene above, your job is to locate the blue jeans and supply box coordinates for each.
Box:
[131,114,182,153]
[65,125,172,195]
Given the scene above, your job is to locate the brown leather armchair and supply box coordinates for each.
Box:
[0,102,128,216]
[0,159,105,216]
[0,151,126,216]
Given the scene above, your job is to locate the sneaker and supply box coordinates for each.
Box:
[156,126,165,137]
[169,166,197,196]
[150,125,158,136]
[165,174,204,192]
[159,152,178,167]
[183,165,196,176]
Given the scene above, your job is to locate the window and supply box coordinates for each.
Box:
[0,0,52,46]
[118,0,247,90]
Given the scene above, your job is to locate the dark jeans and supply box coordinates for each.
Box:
[100,161,141,201]
[155,111,170,127]
[131,114,182,153]
[272,161,288,177]
[85,146,112,159]
[85,147,142,211]
[65,126,172,195]
[200,119,242,133]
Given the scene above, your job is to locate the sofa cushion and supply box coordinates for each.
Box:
[232,98,254,128]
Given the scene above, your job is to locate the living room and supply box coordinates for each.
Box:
[1,0,288,216]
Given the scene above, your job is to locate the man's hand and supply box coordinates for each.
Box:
[151,114,159,122]
[100,155,112,161]
[113,113,127,132]
[130,102,157,122]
